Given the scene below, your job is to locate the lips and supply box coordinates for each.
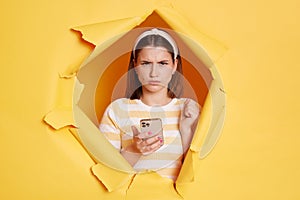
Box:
[148,81,161,85]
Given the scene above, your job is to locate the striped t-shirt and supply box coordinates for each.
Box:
[99,98,193,181]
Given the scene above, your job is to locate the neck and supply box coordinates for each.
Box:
[140,89,172,106]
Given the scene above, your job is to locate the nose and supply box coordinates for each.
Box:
[150,64,158,77]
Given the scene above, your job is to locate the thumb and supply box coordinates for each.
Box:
[181,99,191,119]
[131,126,140,137]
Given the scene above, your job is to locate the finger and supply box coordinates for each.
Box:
[147,140,162,152]
[185,99,200,117]
[138,135,163,151]
[184,98,191,106]
[136,141,146,152]
[181,99,187,119]
[141,140,163,154]
[182,99,192,117]
[136,138,143,144]
[185,110,192,118]
[183,99,189,111]
[184,108,192,118]
[143,135,163,146]
[131,126,140,137]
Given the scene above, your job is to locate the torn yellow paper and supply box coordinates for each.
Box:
[73,77,84,106]
[72,14,151,66]
[44,3,225,197]
[91,163,135,192]
[72,17,144,45]
[70,6,226,196]
[73,8,227,67]
[175,151,199,197]
[125,172,182,200]
[189,69,226,159]
[2,0,300,199]
[199,73,226,158]
[59,72,77,79]
[73,105,134,172]
[176,150,195,184]
[44,75,83,130]
[44,107,76,130]
[155,6,228,65]
[189,93,212,152]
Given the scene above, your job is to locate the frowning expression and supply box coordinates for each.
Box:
[134,46,178,94]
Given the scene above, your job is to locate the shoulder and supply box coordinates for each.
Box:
[109,98,139,106]
[176,98,201,110]
[105,98,140,113]
[176,98,198,105]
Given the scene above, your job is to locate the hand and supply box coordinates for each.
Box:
[179,99,200,153]
[129,126,164,155]
[180,99,200,130]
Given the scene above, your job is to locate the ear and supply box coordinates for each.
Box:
[172,58,178,75]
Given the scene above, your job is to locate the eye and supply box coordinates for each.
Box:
[141,61,151,66]
[158,61,169,66]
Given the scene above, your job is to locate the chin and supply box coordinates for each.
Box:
[144,85,166,93]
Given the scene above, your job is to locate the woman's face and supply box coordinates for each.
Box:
[134,46,178,94]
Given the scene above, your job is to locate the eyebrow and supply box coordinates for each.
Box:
[140,60,151,63]
[140,59,170,63]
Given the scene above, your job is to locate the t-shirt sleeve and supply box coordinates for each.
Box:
[99,105,121,150]
[180,98,201,111]
[190,98,201,111]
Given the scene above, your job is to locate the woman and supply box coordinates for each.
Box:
[99,28,199,181]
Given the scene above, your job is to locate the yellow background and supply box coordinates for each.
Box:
[1,0,300,199]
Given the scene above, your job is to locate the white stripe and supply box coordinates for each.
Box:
[106,140,120,150]
[157,144,183,154]
[99,124,120,134]
[163,117,180,123]
[110,117,179,126]
[163,130,181,136]
[115,99,182,112]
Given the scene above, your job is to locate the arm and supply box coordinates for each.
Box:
[179,99,200,155]
[99,106,122,150]
[99,105,141,166]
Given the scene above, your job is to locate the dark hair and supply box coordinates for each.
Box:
[125,31,183,99]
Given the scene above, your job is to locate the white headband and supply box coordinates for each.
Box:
[133,28,178,59]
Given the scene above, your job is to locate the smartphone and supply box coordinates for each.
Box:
[140,118,163,139]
